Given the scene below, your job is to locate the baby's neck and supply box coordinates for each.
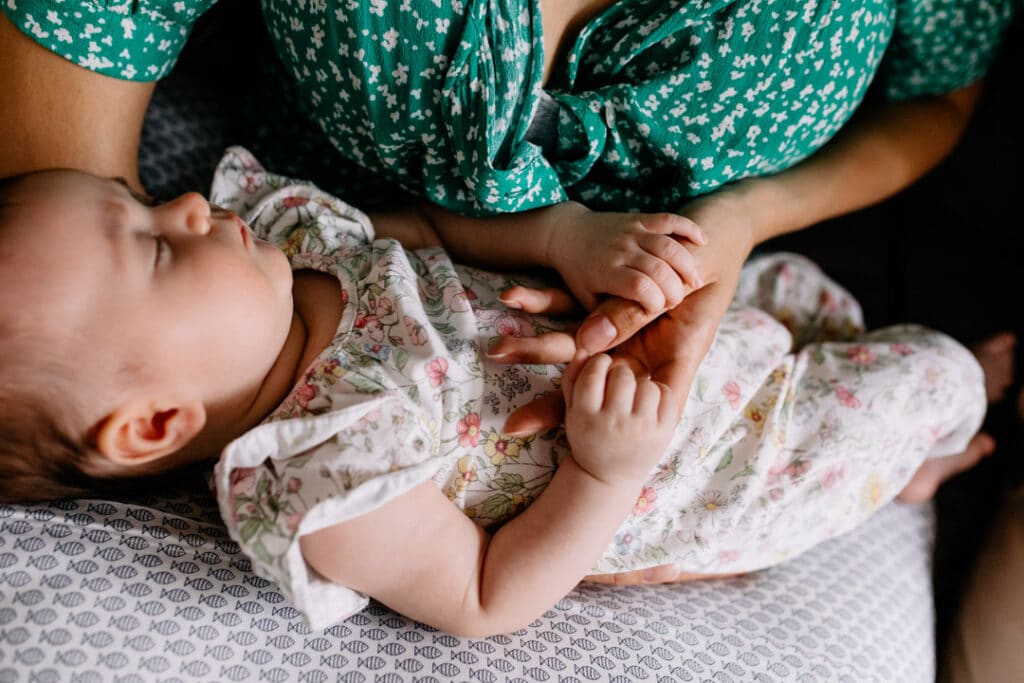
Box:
[207,270,344,450]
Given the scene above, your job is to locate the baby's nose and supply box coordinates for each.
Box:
[165,192,212,235]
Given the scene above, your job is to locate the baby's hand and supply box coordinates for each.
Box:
[546,203,706,315]
[562,353,677,485]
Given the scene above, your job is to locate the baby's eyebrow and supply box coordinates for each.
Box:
[111,177,157,206]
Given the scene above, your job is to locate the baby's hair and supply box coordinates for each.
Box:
[0,172,179,503]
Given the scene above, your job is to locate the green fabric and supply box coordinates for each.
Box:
[5,0,1017,214]
[3,0,216,80]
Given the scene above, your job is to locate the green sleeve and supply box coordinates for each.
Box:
[880,0,1018,100]
[1,0,218,82]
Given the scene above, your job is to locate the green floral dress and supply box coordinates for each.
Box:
[5,0,1016,213]
[209,147,983,629]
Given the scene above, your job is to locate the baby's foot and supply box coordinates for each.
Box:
[972,332,1015,403]
[896,433,996,504]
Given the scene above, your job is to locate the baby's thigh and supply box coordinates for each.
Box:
[734,252,865,346]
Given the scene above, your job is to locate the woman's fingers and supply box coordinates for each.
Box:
[576,299,653,354]
[499,285,581,316]
[502,391,565,437]
[487,331,578,364]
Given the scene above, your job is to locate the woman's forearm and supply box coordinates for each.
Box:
[730,82,983,246]
[0,11,153,187]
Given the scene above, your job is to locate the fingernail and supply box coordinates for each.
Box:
[498,294,522,309]
[579,318,617,352]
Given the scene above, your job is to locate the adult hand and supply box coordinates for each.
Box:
[496,186,755,434]
[500,265,742,435]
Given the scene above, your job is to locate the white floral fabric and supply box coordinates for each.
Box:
[211,147,985,629]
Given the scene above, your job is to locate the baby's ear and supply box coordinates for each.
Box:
[94,399,206,466]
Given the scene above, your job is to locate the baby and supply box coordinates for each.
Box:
[0,147,1004,636]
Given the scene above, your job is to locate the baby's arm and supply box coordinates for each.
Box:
[369,201,706,317]
[300,355,677,637]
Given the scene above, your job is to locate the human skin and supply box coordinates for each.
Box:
[0,3,984,584]
[0,168,684,636]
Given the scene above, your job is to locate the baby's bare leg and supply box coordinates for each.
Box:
[897,333,1015,504]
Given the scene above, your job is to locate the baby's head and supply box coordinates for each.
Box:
[0,169,296,502]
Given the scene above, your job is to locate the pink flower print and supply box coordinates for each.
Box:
[890,343,914,356]
[777,263,792,284]
[783,460,811,480]
[296,382,317,409]
[286,477,302,493]
[768,487,784,501]
[285,512,304,535]
[403,316,428,346]
[835,385,861,409]
[718,550,741,564]
[375,296,395,318]
[818,289,838,313]
[282,195,309,208]
[457,413,482,447]
[495,313,535,339]
[820,465,845,489]
[847,345,876,366]
[354,313,373,329]
[633,487,658,516]
[442,281,471,312]
[242,173,261,192]
[427,358,449,387]
[464,287,478,301]
[229,468,256,499]
[365,317,386,343]
[722,381,741,409]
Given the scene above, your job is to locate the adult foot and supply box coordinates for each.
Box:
[897,433,996,504]
[972,332,1015,402]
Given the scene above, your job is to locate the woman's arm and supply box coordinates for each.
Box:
[495,83,985,361]
[0,11,153,187]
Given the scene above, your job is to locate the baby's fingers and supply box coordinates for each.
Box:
[640,233,704,292]
[605,267,667,315]
[640,213,707,245]
[603,363,638,414]
[573,354,614,413]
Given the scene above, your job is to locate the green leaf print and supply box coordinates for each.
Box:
[495,472,524,493]
[392,347,409,371]
[345,371,385,394]
[714,448,733,473]
[240,517,261,544]
[251,541,273,564]
[812,346,826,365]
[481,494,512,520]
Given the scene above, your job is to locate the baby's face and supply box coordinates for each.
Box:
[1,170,294,416]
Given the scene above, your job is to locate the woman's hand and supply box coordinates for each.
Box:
[499,263,743,436]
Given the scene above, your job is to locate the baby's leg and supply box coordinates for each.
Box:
[896,332,1016,503]
[734,252,864,347]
